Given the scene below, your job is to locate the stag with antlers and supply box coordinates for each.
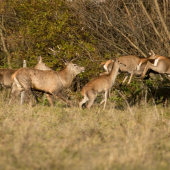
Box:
[10,47,85,106]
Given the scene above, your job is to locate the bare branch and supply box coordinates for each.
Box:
[138,0,163,42]
[0,15,11,68]
[154,0,170,40]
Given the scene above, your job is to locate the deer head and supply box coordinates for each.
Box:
[48,47,85,75]
[34,56,51,70]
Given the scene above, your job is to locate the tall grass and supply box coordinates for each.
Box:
[0,91,170,170]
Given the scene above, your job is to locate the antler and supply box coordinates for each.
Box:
[48,46,67,62]
[71,52,79,62]
[49,46,80,63]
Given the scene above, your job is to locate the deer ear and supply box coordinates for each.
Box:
[149,50,155,56]
[38,56,42,63]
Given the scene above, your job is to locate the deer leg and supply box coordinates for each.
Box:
[122,73,130,84]
[86,92,96,109]
[103,91,109,109]
[55,92,74,107]
[127,71,134,85]
[86,97,95,109]
[9,83,23,104]
[23,88,32,104]
[9,88,22,104]
[79,94,89,109]
[31,90,39,104]
[99,99,105,106]
[141,62,150,79]
[46,94,53,106]
[99,90,109,107]
[108,89,111,98]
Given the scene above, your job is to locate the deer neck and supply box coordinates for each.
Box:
[109,63,119,84]
[58,67,75,88]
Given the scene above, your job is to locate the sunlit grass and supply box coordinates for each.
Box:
[0,92,170,170]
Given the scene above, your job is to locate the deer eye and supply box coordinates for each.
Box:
[74,64,77,67]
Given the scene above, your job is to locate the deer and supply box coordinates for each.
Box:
[0,69,18,88]
[100,55,140,84]
[79,59,125,109]
[6,56,52,104]
[125,50,157,83]
[10,48,85,107]
[141,55,170,79]
[0,56,51,89]
[100,50,157,85]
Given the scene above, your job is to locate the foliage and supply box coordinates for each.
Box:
[1,0,170,103]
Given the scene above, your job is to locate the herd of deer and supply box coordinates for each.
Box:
[0,49,169,109]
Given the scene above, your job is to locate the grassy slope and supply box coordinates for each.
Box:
[0,93,170,170]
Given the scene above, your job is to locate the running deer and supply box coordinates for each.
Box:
[141,55,170,79]
[126,50,157,82]
[10,49,85,106]
[79,59,124,109]
[100,51,156,84]
[100,55,140,84]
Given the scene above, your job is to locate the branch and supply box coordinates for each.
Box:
[99,4,147,57]
[0,15,11,68]
[154,0,170,40]
[138,0,163,42]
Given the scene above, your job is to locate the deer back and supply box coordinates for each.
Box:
[118,55,140,72]
[0,69,18,87]
[13,61,85,93]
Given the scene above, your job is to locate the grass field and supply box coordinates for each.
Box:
[0,90,170,170]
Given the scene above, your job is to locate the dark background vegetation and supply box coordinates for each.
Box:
[0,0,170,106]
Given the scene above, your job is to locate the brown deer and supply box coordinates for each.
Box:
[100,51,156,85]
[126,50,157,83]
[79,59,124,109]
[0,56,51,89]
[7,56,52,104]
[0,69,18,88]
[10,50,85,106]
[100,55,140,84]
[141,55,170,79]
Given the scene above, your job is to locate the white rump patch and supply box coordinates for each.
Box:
[137,61,142,70]
[154,57,160,66]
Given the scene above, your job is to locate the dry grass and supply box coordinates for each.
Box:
[0,91,170,170]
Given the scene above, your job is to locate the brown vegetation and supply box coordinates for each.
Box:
[0,93,170,169]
